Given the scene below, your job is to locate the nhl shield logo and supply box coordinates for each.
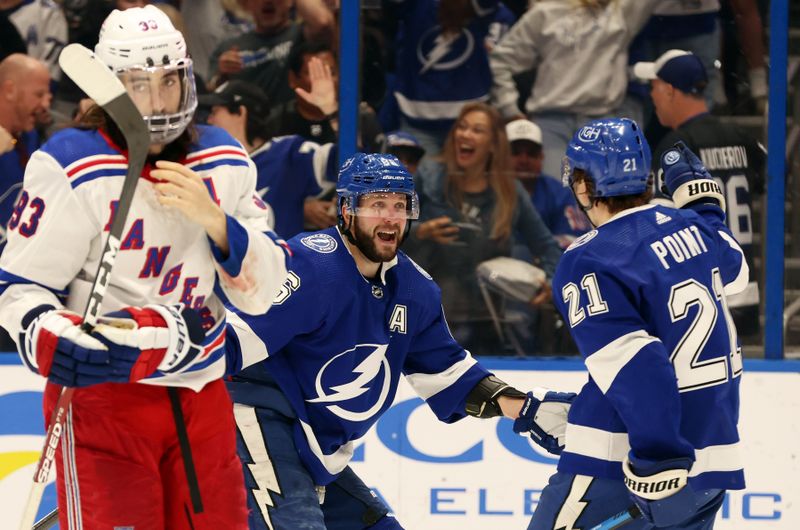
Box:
[372,285,384,299]
[664,150,681,165]
[301,233,338,253]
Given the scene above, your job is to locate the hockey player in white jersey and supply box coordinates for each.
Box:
[0,6,288,529]
[526,118,746,529]
[220,152,575,529]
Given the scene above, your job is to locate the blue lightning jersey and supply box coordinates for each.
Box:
[386,0,501,129]
[553,203,747,492]
[249,135,337,239]
[225,227,490,484]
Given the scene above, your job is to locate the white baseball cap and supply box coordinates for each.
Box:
[506,119,542,145]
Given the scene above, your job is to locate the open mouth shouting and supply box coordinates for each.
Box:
[375,228,399,246]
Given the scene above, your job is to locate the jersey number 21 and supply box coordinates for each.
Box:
[562,268,742,392]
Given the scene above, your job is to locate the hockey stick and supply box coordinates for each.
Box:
[32,509,58,530]
[589,504,642,530]
[18,43,149,530]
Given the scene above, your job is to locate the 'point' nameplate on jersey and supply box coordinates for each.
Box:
[301,233,338,253]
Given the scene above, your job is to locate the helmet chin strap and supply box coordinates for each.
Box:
[341,213,358,246]
[570,187,599,229]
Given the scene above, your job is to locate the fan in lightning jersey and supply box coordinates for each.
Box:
[635,49,765,338]
[0,7,288,530]
[200,79,338,238]
[2,0,67,82]
[526,118,746,530]
[385,0,507,142]
[223,153,575,530]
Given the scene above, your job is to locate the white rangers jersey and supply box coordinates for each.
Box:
[6,0,67,80]
[0,125,289,390]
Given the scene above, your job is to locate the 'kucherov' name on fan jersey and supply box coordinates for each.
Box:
[0,125,288,391]
[654,113,765,312]
[553,203,747,492]
[225,227,490,484]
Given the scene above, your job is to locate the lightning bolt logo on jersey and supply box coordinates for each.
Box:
[388,0,502,124]
[307,344,392,422]
[226,227,490,485]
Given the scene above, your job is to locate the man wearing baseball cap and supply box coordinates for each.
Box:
[505,119,589,249]
[385,130,426,174]
[634,49,766,340]
[200,79,338,239]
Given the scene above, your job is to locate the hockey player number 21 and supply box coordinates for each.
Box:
[668,268,742,392]
[563,268,742,393]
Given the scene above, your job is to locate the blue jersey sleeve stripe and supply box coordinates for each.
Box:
[585,330,661,394]
[0,269,69,298]
[189,159,250,173]
[717,230,749,295]
[404,354,477,399]
[70,170,127,189]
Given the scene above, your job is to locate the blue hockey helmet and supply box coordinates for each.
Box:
[562,118,652,197]
[336,153,420,225]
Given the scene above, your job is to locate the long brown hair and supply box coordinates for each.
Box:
[78,104,197,162]
[441,102,516,241]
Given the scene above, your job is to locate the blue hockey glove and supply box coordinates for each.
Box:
[660,141,726,210]
[623,454,697,528]
[19,305,113,387]
[513,388,576,454]
[92,304,205,381]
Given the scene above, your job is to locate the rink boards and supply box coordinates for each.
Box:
[1,356,797,529]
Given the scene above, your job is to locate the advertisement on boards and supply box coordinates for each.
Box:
[0,357,797,529]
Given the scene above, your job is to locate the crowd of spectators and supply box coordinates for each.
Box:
[0,0,771,354]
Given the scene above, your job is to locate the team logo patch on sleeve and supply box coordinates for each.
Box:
[663,149,681,165]
[566,230,598,251]
[301,234,338,253]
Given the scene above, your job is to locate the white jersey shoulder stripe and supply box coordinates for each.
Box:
[405,353,478,400]
[585,330,660,394]
[717,230,749,296]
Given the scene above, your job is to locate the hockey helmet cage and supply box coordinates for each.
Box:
[95,5,197,145]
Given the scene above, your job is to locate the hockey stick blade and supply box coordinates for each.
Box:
[589,504,642,530]
[32,508,58,530]
[18,44,149,530]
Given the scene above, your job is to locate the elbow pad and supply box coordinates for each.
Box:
[465,375,526,418]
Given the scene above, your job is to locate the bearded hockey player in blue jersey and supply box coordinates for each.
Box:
[526,118,747,530]
[223,152,575,529]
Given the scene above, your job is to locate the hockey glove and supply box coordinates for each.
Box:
[92,304,205,382]
[623,454,697,528]
[513,388,575,455]
[660,141,726,210]
[19,305,112,387]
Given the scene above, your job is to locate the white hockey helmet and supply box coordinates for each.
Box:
[95,5,197,145]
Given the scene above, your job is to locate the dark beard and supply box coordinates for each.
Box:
[353,218,399,263]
